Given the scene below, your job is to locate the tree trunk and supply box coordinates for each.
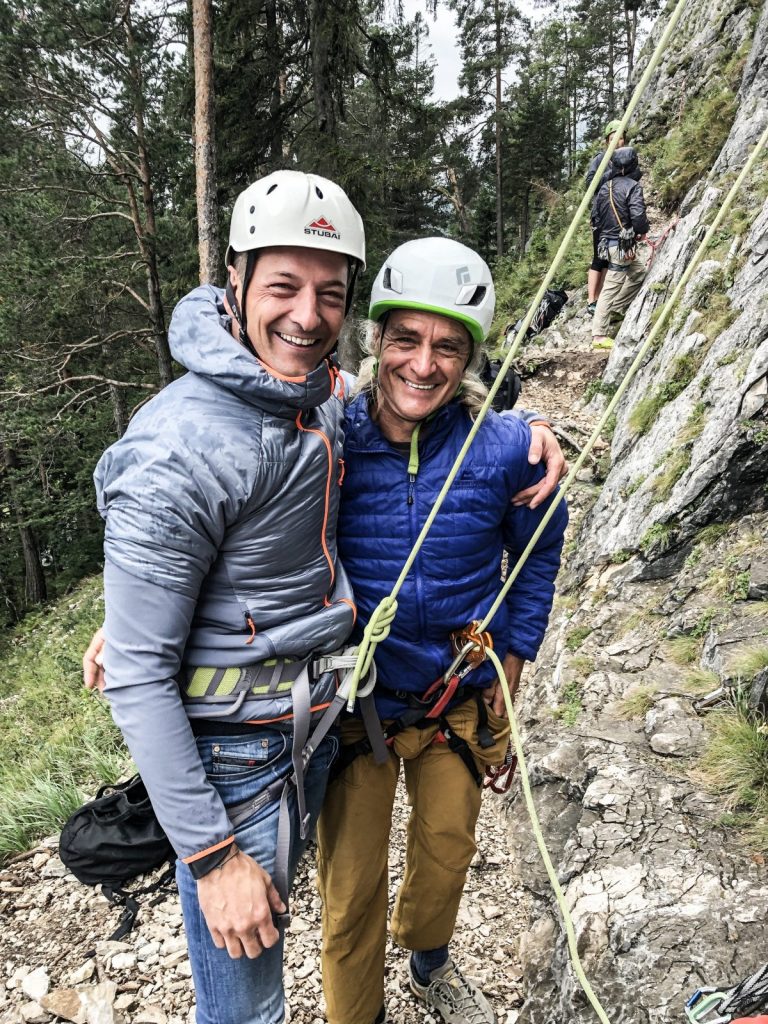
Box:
[607,20,615,113]
[124,9,174,388]
[447,166,471,238]
[192,0,219,285]
[494,0,504,259]
[310,0,337,149]
[624,3,637,82]
[265,0,284,167]
[2,445,47,606]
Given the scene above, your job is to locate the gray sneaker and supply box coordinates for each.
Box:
[409,958,496,1024]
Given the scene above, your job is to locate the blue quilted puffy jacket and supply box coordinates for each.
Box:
[339,394,568,719]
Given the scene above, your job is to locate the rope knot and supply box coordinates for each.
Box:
[345,597,398,711]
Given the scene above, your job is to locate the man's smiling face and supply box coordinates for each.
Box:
[233,246,349,378]
[374,309,472,442]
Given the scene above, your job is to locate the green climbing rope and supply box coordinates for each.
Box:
[486,646,612,1024]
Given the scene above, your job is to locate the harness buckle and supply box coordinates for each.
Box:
[685,989,731,1024]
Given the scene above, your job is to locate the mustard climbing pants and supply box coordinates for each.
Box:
[316,697,510,1024]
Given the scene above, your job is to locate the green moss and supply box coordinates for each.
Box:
[717,351,738,367]
[565,626,593,652]
[583,380,618,404]
[553,680,583,726]
[609,548,633,564]
[628,354,702,436]
[640,521,675,554]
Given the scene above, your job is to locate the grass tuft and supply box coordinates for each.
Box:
[682,667,720,694]
[618,685,657,719]
[696,704,768,842]
[553,681,582,726]
[665,635,702,666]
[732,647,768,683]
[564,626,593,652]
[0,577,125,860]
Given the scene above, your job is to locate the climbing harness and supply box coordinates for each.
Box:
[343,88,768,1024]
[333,623,496,786]
[686,963,768,1024]
[222,648,386,931]
[597,180,638,263]
[483,740,517,794]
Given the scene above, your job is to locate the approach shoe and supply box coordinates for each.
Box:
[592,336,614,350]
[409,958,496,1024]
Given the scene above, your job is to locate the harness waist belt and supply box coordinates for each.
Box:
[180,658,311,702]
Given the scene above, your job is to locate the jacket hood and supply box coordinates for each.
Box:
[169,284,336,416]
[611,146,642,180]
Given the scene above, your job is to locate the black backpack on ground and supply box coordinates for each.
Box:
[508,288,569,341]
[480,358,522,413]
[60,775,175,939]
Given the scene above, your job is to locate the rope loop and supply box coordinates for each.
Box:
[345,596,398,711]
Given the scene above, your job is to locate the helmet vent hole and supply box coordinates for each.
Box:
[250,226,255,234]
[466,286,486,306]
[266,184,278,195]
[250,205,255,214]
[383,268,391,290]
[315,186,324,199]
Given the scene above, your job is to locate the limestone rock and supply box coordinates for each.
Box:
[78,982,117,1024]
[644,698,704,756]
[20,973,48,1005]
[39,990,85,1024]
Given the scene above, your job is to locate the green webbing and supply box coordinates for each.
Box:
[486,648,612,1024]
[478,118,768,636]
[408,421,421,476]
[346,0,690,707]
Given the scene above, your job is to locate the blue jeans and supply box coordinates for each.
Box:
[177,729,338,1024]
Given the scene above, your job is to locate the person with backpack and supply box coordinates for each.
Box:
[585,119,625,316]
[85,176,567,1024]
[316,238,568,1024]
[591,146,650,349]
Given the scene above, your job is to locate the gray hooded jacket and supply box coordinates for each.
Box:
[95,285,355,867]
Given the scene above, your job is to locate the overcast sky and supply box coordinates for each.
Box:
[401,0,463,101]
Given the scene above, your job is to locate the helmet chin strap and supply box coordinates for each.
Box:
[226,251,259,359]
[229,251,359,362]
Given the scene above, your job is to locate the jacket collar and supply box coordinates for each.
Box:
[170,286,335,416]
[345,392,466,455]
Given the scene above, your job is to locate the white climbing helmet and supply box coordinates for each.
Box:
[226,170,366,269]
[369,237,495,344]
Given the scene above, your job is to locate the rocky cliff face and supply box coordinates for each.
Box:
[504,2,768,1021]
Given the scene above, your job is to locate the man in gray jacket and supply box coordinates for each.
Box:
[93,171,368,1024]
[87,171,566,1024]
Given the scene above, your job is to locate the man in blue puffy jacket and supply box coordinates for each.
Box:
[316,238,568,1024]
